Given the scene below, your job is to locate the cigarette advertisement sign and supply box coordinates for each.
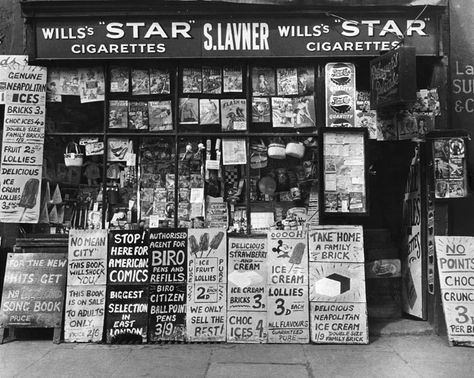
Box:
[435,236,474,347]
[0,65,47,223]
[308,226,368,344]
[34,14,439,60]
[227,236,268,343]
[65,230,108,342]
[0,253,67,328]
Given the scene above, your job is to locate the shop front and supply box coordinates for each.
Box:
[0,0,451,344]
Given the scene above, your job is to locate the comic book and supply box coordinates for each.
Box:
[199,99,220,125]
[150,68,171,94]
[252,67,276,96]
[251,97,271,123]
[131,68,150,95]
[128,101,149,130]
[109,100,129,129]
[79,66,105,103]
[202,66,222,94]
[110,65,129,93]
[179,98,199,124]
[182,67,202,93]
[221,99,247,131]
[277,68,298,95]
[149,100,173,131]
[59,68,80,96]
[223,66,243,93]
[271,97,294,127]
[297,67,315,95]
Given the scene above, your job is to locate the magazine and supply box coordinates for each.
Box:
[59,68,80,96]
[221,99,247,131]
[46,68,62,102]
[297,67,315,95]
[149,100,173,131]
[251,97,271,123]
[182,67,202,93]
[128,101,149,130]
[202,66,222,94]
[150,68,170,94]
[292,96,316,128]
[79,66,105,103]
[277,68,298,95]
[179,98,199,124]
[271,97,294,127]
[252,67,276,96]
[199,99,220,125]
[131,68,150,95]
[110,65,129,93]
[109,100,129,129]
[223,66,243,93]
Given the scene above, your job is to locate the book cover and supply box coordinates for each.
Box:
[221,99,247,131]
[202,66,222,94]
[199,99,220,125]
[128,101,149,130]
[109,100,129,129]
[223,66,243,93]
[150,68,170,94]
[251,97,271,123]
[297,67,315,95]
[149,100,173,131]
[179,98,199,124]
[110,65,129,93]
[277,68,298,95]
[182,67,202,93]
[131,68,150,95]
[79,66,105,103]
[252,67,276,96]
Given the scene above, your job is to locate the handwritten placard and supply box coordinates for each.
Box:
[149,284,186,342]
[227,236,267,343]
[105,285,148,343]
[308,226,368,344]
[0,253,67,328]
[186,283,226,342]
[149,228,187,284]
[108,230,149,284]
[435,236,474,347]
[0,55,29,104]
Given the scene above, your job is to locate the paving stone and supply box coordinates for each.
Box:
[206,362,309,378]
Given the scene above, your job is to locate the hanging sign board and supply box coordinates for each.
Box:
[105,285,148,343]
[308,226,368,344]
[0,253,67,328]
[227,236,268,343]
[64,230,107,342]
[149,283,186,342]
[33,14,440,60]
[267,230,309,343]
[149,228,187,284]
[370,46,417,109]
[435,236,474,347]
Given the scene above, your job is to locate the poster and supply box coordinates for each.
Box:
[0,65,46,223]
[227,236,268,343]
[149,284,186,342]
[0,55,29,104]
[402,146,424,318]
[325,62,356,127]
[78,66,105,103]
[186,283,226,342]
[149,228,187,284]
[0,253,67,328]
[435,237,474,347]
[308,226,368,344]
[222,138,246,165]
[105,285,148,343]
[267,230,309,343]
[108,230,149,285]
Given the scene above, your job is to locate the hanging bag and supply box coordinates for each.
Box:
[64,142,84,167]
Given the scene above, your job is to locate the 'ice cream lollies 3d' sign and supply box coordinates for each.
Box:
[0,65,47,223]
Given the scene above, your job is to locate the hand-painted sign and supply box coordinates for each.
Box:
[227,236,267,343]
[108,230,149,284]
[0,253,67,328]
[34,14,439,59]
[435,236,474,347]
[149,284,186,342]
[308,226,368,344]
[105,285,148,343]
[149,228,187,284]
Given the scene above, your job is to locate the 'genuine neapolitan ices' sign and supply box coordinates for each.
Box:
[34,14,439,59]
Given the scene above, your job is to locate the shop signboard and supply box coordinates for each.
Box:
[149,283,186,342]
[227,236,267,343]
[65,230,107,342]
[34,15,440,60]
[0,253,67,328]
[105,285,148,343]
[149,228,187,284]
[402,145,425,319]
[435,236,474,347]
[370,46,417,109]
[108,230,149,285]
[0,65,46,223]
[308,226,368,344]
[267,230,309,343]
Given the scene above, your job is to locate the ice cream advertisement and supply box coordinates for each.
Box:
[0,65,47,223]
